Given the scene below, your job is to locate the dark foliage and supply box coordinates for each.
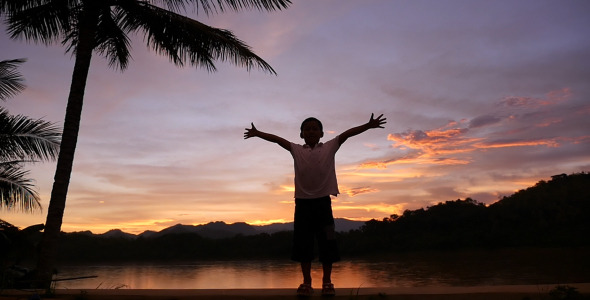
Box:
[0,220,43,287]
[46,172,590,262]
[54,231,294,262]
[487,173,590,247]
[352,172,590,254]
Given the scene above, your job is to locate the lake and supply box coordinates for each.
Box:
[53,247,589,289]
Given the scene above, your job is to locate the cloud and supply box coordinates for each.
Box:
[469,115,502,128]
[473,138,560,149]
[332,202,406,216]
[499,88,572,108]
[341,186,379,197]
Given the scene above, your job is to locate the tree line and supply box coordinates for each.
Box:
[344,173,590,254]
[47,172,590,262]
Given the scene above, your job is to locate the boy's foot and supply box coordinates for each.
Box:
[321,283,335,297]
[297,283,313,297]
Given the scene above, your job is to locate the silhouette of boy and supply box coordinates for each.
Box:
[244,113,386,297]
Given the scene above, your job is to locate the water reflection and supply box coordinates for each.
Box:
[57,261,380,289]
[54,248,590,289]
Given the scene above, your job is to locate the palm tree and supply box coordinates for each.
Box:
[0,59,61,212]
[1,0,291,288]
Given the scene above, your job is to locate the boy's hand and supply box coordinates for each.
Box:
[368,113,387,129]
[244,123,259,139]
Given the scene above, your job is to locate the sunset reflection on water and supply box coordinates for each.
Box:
[56,260,394,289]
[54,248,590,289]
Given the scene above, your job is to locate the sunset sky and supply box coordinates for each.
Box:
[2,0,589,234]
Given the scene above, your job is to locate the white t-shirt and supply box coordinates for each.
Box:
[290,136,341,199]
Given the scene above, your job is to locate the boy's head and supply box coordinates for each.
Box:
[300,117,323,132]
[300,117,324,145]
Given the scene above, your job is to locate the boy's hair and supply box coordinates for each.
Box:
[300,117,323,132]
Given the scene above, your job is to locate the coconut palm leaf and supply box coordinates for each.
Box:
[0,59,26,101]
[0,107,61,162]
[0,161,41,211]
[118,2,275,72]
[0,58,60,213]
[1,0,73,45]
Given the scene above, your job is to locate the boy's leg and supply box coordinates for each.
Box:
[321,262,336,296]
[297,261,314,296]
[315,198,338,296]
[293,198,315,292]
[301,262,312,284]
[316,199,340,265]
[322,262,332,283]
[318,225,338,283]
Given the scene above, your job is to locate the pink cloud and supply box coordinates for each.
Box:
[500,87,571,108]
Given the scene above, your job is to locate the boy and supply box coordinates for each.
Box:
[244,113,386,296]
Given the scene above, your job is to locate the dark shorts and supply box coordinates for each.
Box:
[291,196,340,263]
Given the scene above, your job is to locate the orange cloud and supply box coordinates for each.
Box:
[474,138,560,149]
[535,118,562,128]
[570,135,590,144]
[247,219,289,226]
[280,185,295,193]
[342,187,379,197]
[359,156,471,169]
[364,109,580,171]
[340,169,427,181]
[62,218,177,234]
[358,161,388,169]
[387,123,481,157]
[333,203,405,215]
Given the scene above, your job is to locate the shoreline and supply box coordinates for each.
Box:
[2,283,590,300]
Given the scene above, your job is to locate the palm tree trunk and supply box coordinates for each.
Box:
[34,7,98,289]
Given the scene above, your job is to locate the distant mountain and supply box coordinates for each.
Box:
[143,221,259,239]
[253,222,293,234]
[98,218,365,240]
[252,218,364,234]
[100,229,136,240]
[137,230,158,239]
[335,218,367,232]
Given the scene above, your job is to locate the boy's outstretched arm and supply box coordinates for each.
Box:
[339,113,387,145]
[244,123,291,151]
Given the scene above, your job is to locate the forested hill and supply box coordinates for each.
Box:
[347,172,590,254]
[54,172,589,261]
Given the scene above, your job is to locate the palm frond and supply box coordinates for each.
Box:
[0,161,41,212]
[155,0,291,15]
[0,107,61,162]
[0,58,26,101]
[212,0,291,12]
[3,0,76,45]
[119,2,277,74]
[95,6,133,69]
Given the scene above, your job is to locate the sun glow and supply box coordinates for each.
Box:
[62,218,177,234]
[280,185,295,192]
[247,219,289,226]
[333,203,405,215]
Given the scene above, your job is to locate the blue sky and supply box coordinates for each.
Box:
[2,0,589,234]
